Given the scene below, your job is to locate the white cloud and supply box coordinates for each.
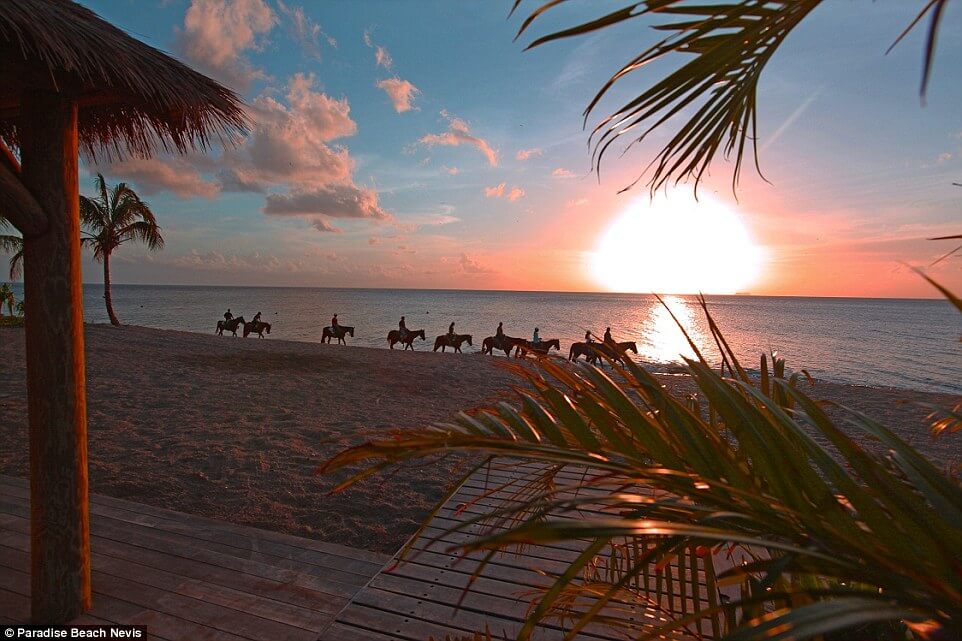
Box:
[420,111,498,167]
[376,78,420,113]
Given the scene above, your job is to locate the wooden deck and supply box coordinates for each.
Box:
[1,464,734,640]
[0,474,389,640]
[321,462,729,641]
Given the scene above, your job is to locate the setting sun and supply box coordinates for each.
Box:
[591,192,764,294]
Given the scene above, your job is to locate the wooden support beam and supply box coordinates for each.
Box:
[0,138,47,237]
[19,89,91,623]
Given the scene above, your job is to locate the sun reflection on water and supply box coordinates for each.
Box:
[637,296,709,365]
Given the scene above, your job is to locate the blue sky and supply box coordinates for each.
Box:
[10,0,961,297]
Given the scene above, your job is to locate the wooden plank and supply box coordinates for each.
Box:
[0,476,386,565]
[0,495,375,596]
[319,621,409,641]
[0,511,354,609]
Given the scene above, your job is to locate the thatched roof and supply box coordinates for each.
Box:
[0,0,248,160]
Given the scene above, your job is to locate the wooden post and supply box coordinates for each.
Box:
[20,89,91,623]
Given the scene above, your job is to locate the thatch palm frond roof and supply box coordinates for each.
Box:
[0,0,249,160]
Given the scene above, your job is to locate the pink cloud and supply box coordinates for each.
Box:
[277,0,335,60]
[442,166,459,175]
[376,78,420,113]
[221,73,357,189]
[552,167,576,178]
[516,148,542,161]
[459,253,497,274]
[177,0,276,90]
[485,182,524,201]
[484,183,505,198]
[311,218,342,233]
[375,45,393,70]
[98,157,219,199]
[419,111,498,167]
[263,184,391,220]
[368,237,380,245]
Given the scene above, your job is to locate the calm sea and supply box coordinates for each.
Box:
[5,283,961,394]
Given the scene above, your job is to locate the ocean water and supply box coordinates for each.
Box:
[4,283,960,394]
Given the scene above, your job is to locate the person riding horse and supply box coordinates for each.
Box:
[252,311,262,324]
[532,327,542,345]
[495,322,505,349]
[604,327,613,344]
[224,309,233,322]
[330,313,339,334]
[447,322,456,342]
[399,316,408,341]
[585,329,594,343]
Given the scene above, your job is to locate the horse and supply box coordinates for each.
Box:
[243,320,271,338]
[216,316,246,336]
[481,335,523,356]
[570,340,638,365]
[514,338,561,357]
[388,328,425,350]
[322,325,354,344]
[433,333,472,353]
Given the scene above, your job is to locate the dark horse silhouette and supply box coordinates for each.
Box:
[216,316,246,336]
[514,338,561,357]
[387,328,425,350]
[569,340,638,365]
[433,333,472,353]
[481,335,523,356]
[243,321,271,338]
[322,325,354,344]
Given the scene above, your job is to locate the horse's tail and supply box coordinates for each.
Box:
[568,344,575,360]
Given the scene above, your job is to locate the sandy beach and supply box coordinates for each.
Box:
[1,324,958,554]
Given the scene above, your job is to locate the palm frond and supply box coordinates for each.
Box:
[511,1,952,193]
[322,291,962,639]
[0,234,23,280]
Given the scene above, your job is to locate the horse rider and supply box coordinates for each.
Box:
[330,313,339,335]
[252,311,262,324]
[584,330,593,343]
[532,327,542,345]
[447,322,456,343]
[224,308,233,322]
[603,326,613,344]
[399,315,408,340]
[495,321,504,348]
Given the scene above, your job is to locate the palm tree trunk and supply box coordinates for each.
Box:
[103,253,120,326]
[20,90,91,623]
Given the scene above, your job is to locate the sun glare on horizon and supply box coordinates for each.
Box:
[591,192,764,295]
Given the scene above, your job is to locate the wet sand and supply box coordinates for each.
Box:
[0,325,958,554]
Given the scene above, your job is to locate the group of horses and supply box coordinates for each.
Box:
[385,326,638,364]
[216,315,637,364]
[215,316,272,338]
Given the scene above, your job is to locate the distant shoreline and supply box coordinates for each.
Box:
[2,280,949,303]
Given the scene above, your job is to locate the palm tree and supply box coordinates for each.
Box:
[79,174,164,326]
[510,1,950,194]
[0,282,14,316]
[0,214,23,280]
